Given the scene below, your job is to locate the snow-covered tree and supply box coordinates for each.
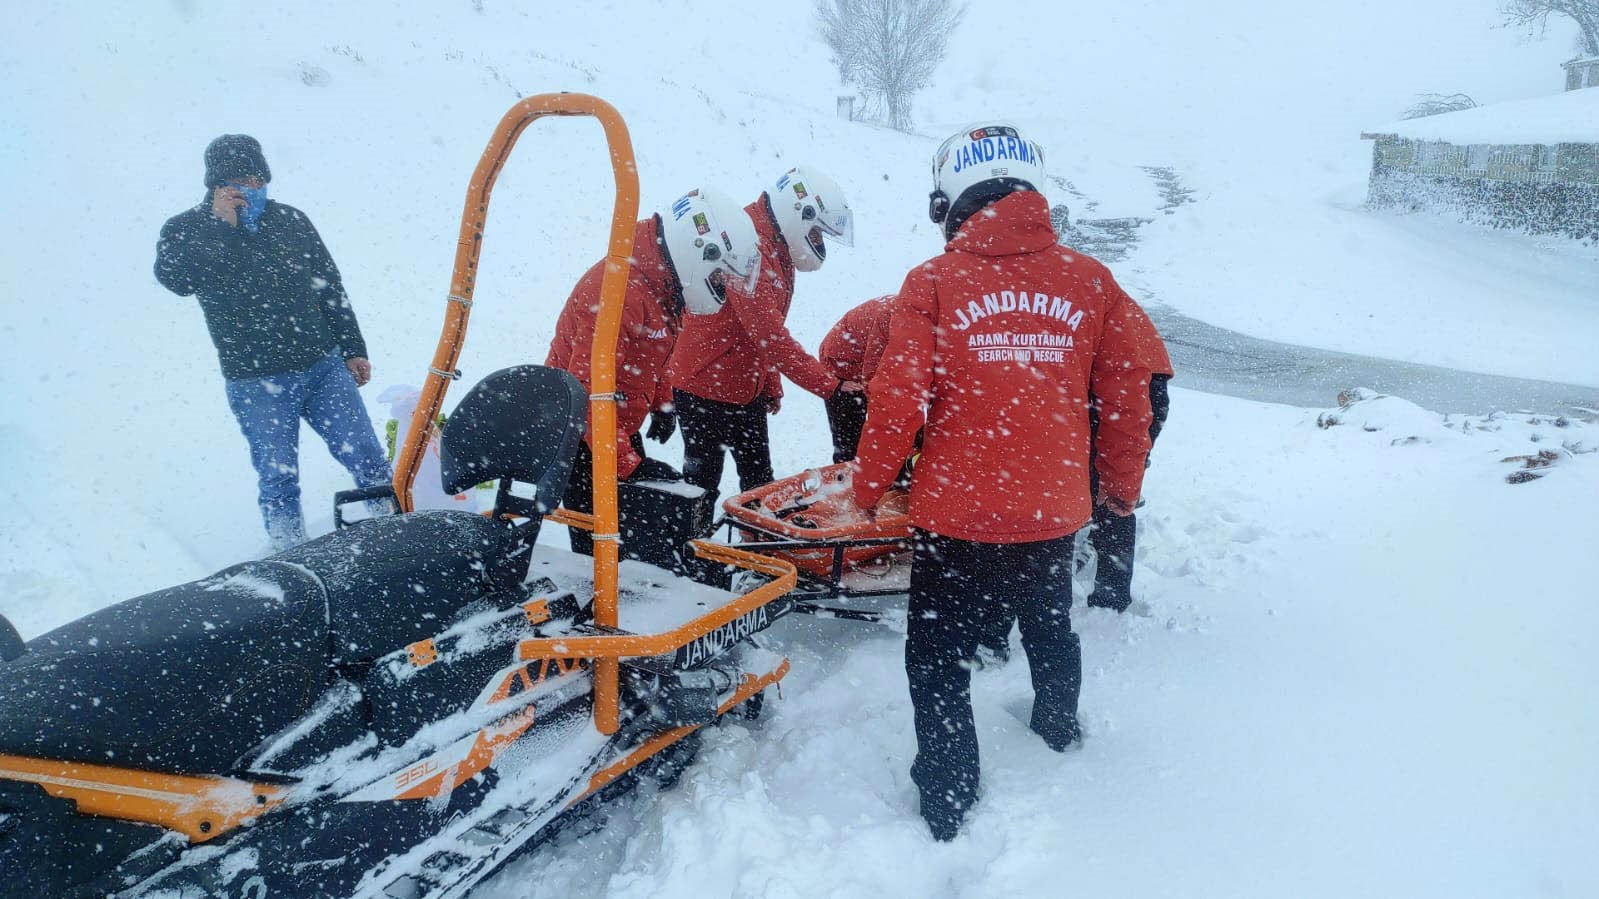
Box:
[1501,0,1599,57]
[815,0,965,132]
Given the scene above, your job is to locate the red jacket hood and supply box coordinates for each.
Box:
[946,191,1057,257]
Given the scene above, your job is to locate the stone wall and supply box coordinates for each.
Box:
[1366,138,1599,242]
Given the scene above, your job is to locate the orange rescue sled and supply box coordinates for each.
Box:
[723,464,910,579]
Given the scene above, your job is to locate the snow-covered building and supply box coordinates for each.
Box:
[1361,79,1599,242]
[1565,55,1599,91]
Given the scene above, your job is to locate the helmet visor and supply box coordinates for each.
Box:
[807,202,854,247]
[712,241,761,295]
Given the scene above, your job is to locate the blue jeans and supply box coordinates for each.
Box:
[225,351,391,547]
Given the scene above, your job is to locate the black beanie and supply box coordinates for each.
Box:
[204,134,271,188]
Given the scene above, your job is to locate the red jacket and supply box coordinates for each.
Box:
[853,191,1155,544]
[667,196,842,406]
[819,294,896,384]
[545,215,680,478]
[1123,299,1173,377]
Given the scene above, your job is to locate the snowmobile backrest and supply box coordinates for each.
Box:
[440,365,587,519]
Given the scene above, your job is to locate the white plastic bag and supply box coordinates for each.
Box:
[379,385,479,512]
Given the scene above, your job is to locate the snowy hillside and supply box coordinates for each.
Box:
[2,1,1597,896]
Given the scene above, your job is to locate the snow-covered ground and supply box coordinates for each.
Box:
[487,389,1599,898]
[3,1,1597,896]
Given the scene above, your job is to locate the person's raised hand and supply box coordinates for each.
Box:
[210,186,244,227]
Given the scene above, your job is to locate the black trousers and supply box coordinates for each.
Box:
[1086,504,1138,606]
[1083,374,1172,608]
[906,529,1081,816]
[825,389,869,463]
[675,389,773,495]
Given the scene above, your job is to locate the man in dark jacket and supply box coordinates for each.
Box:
[155,134,390,549]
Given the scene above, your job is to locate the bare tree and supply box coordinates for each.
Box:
[816,0,965,131]
[1401,92,1479,119]
[1501,0,1599,57]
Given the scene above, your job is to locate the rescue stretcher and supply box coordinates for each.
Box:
[717,463,913,624]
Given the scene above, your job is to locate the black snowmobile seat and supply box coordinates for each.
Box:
[0,561,330,775]
[269,365,587,667]
[0,365,588,776]
[268,510,524,666]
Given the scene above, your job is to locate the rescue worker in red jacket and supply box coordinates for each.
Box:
[818,294,895,462]
[546,187,761,549]
[851,123,1156,842]
[666,167,864,500]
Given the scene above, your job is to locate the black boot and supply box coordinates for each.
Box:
[1085,592,1130,613]
[1032,711,1082,753]
[918,786,966,842]
[976,613,1014,668]
[1027,632,1082,752]
[973,640,1011,669]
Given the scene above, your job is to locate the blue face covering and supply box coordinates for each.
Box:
[239,184,268,232]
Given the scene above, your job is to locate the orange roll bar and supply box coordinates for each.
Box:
[390,93,637,731]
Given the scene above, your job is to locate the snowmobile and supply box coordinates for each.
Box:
[0,94,797,898]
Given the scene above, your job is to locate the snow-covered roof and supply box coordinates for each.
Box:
[1363,88,1599,145]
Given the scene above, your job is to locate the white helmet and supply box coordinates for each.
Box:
[929,123,1045,240]
[769,166,854,272]
[660,187,762,316]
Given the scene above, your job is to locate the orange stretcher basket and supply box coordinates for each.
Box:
[722,464,910,578]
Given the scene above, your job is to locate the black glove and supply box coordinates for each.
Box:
[646,410,676,443]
